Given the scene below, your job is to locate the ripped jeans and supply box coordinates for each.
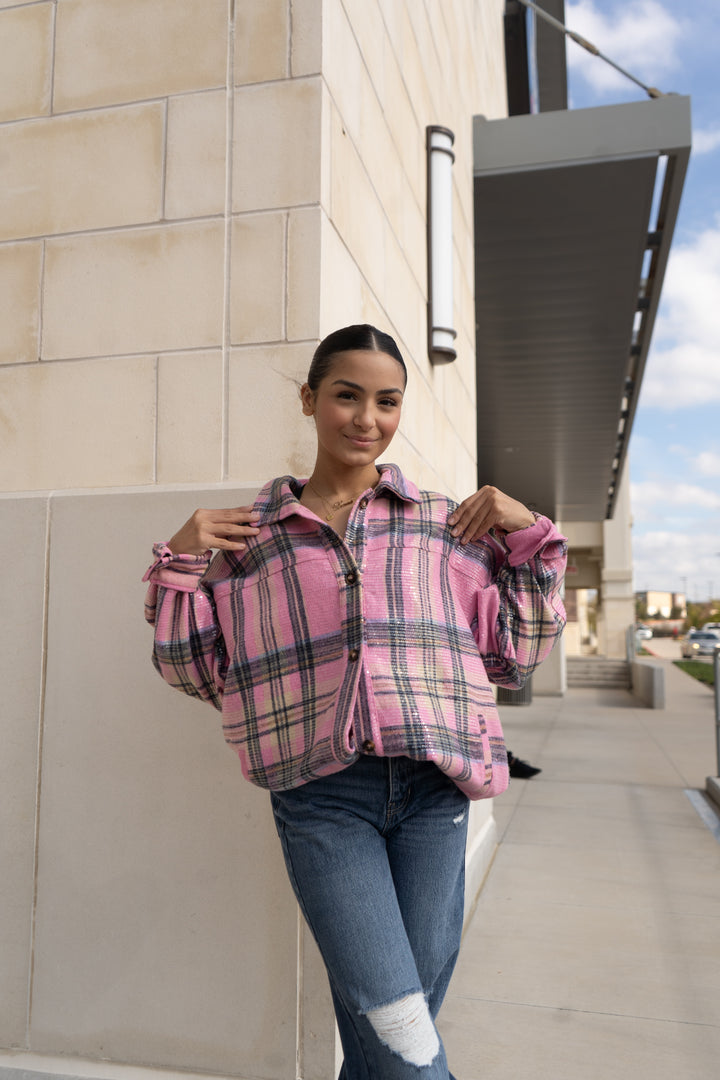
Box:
[270,754,469,1080]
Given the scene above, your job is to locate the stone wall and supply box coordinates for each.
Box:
[1,2,507,1076]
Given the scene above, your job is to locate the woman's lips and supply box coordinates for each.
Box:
[345,435,376,445]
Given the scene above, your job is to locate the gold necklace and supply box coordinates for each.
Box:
[307,479,367,522]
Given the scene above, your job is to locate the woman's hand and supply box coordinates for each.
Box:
[167,507,261,556]
[447,486,535,545]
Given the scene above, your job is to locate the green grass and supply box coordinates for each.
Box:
[673,660,716,688]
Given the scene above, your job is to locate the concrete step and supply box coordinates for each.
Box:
[566,656,631,689]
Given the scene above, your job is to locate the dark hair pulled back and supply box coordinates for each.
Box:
[306,324,407,391]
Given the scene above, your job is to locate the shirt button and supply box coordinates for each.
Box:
[362,739,375,754]
[345,570,358,585]
[348,648,359,662]
[359,498,368,510]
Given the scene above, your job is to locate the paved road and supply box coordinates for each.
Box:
[646,635,719,664]
[644,636,681,660]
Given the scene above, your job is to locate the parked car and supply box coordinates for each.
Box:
[702,622,720,633]
[635,624,653,640]
[681,630,720,658]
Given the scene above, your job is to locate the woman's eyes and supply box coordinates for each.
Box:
[336,392,399,408]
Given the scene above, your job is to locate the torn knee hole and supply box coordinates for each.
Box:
[365,992,440,1067]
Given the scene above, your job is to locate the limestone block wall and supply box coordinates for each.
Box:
[0,0,505,496]
[0,0,325,492]
[1,2,508,1077]
[317,0,507,497]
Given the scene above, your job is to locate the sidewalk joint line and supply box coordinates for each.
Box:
[451,994,720,1028]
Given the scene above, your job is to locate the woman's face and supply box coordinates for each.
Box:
[302,350,405,469]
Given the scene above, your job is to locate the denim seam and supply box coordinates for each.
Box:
[382,758,414,834]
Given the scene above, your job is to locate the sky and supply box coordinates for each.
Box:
[562,0,720,602]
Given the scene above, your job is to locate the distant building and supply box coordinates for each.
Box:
[636,591,687,619]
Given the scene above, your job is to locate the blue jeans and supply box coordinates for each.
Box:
[270,755,469,1080]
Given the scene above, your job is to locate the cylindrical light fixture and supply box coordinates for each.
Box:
[426,125,457,365]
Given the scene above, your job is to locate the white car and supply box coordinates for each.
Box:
[635,625,653,640]
[681,630,720,658]
[702,622,720,633]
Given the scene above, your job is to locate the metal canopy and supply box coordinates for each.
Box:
[473,96,691,520]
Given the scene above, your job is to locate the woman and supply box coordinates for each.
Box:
[144,324,566,1079]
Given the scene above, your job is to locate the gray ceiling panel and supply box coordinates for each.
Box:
[473,97,691,521]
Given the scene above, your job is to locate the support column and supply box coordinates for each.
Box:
[598,459,635,658]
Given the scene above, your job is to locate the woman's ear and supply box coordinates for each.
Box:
[300,383,315,416]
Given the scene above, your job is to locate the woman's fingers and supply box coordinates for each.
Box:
[209,507,261,545]
[202,507,261,549]
[448,487,534,544]
[448,489,494,543]
[168,507,261,555]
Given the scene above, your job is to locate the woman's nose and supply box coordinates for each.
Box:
[354,404,375,429]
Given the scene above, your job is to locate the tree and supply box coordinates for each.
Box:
[685,602,710,630]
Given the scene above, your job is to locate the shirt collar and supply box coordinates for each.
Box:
[254,463,421,525]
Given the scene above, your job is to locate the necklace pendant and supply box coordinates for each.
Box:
[307,478,365,523]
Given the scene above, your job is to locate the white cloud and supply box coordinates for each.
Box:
[565,0,684,95]
[640,345,720,408]
[631,480,720,517]
[693,451,720,477]
[640,222,720,407]
[693,128,720,155]
[630,475,720,593]
[632,528,720,597]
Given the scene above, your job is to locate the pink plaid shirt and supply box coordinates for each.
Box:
[144,464,566,799]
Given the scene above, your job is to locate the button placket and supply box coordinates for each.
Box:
[346,493,369,565]
[324,502,368,727]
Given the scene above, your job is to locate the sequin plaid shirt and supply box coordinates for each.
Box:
[143,464,567,800]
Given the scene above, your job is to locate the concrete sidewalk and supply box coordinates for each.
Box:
[439,659,720,1079]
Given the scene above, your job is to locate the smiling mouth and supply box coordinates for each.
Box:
[345,434,377,444]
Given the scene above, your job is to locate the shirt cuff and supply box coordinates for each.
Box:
[495,515,565,567]
[142,542,212,590]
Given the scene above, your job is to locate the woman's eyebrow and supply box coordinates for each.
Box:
[331,378,404,395]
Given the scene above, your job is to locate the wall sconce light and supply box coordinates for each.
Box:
[426,125,457,365]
